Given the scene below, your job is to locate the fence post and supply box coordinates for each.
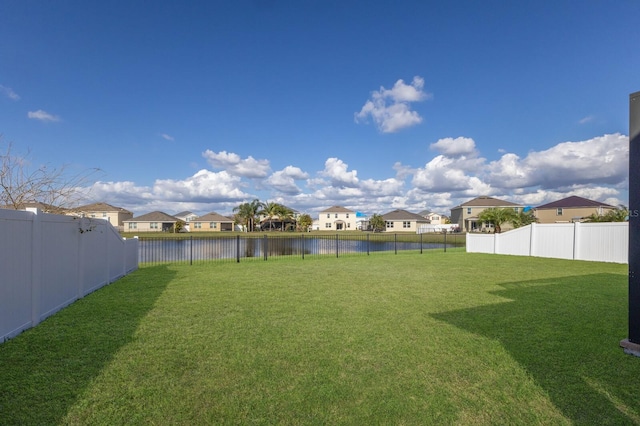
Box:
[302,234,305,260]
[264,235,268,261]
[443,230,447,253]
[190,235,193,265]
[336,234,339,258]
[573,222,579,261]
[367,233,370,256]
[236,235,240,263]
[28,208,42,327]
[394,233,397,254]
[420,233,423,254]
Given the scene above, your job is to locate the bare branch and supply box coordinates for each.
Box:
[1,137,102,213]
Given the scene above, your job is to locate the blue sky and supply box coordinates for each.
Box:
[1,1,637,217]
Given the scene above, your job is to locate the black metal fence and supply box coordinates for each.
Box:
[137,233,465,265]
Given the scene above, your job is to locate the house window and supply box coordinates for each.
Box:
[513,208,519,213]
[194,223,202,229]
[403,221,411,228]
[386,221,394,228]
[325,223,332,228]
[327,214,330,218]
[556,208,563,216]
[467,208,472,214]
[210,222,217,229]
[150,222,158,229]
[346,213,349,218]
[347,223,350,228]
[128,222,137,230]
[335,213,338,218]
[102,212,107,218]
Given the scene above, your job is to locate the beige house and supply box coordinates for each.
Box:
[318,206,357,231]
[69,202,133,230]
[382,209,429,232]
[189,212,234,232]
[450,196,523,232]
[418,210,445,225]
[534,196,616,223]
[123,211,179,232]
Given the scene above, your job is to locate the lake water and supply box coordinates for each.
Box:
[138,235,455,263]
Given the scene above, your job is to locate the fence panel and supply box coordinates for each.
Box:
[0,209,34,342]
[496,226,531,256]
[1,209,139,343]
[466,234,495,254]
[575,222,628,263]
[531,223,576,260]
[467,222,628,263]
[39,213,81,320]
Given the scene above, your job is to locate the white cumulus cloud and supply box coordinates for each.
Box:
[319,158,359,187]
[266,166,310,195]
[355,76,431,133]
[202,150,271,178]
[430,137,478,157]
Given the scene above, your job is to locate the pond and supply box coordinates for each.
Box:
[138,234,458,263]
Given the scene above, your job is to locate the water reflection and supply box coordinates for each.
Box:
[138,236,455,263]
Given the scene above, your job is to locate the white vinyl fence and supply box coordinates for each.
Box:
[467,222,628,263]
[1,208,138,343]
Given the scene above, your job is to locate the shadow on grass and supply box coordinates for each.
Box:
[433,273,640,425]
[0,265,175,425]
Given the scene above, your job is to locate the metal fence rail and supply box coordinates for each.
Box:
[138,233,465,265]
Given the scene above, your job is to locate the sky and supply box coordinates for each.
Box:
[1,1,638,218]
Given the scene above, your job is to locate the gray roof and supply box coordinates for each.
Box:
[193,212,234,222]
[320,205,355,213]
[73,202,132,214]
[382,209,429,221]
[126,211,178,222]
[454,196,521,208]
[174,210,195,217]
[536,196,614,209]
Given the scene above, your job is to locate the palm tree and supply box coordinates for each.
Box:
[511,210,537,228]
[477,207,517,233]
[233,199,263,232]
[258,201,281,231]
[275,204,295,231]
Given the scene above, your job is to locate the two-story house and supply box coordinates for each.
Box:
[318,206,357,231]
[450,196,523,232]
[69,202,133,230]
[534,196,616,223]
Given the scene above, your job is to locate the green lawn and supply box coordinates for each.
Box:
[1,252,638,425]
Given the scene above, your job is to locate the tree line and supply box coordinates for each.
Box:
[232,199,313,232]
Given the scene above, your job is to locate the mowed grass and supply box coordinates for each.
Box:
[1,252,638,425]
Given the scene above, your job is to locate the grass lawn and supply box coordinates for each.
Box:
[1,252,638,424]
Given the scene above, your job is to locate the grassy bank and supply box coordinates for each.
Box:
[0,252,636,424]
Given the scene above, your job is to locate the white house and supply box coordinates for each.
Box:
[318,206,358,231]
